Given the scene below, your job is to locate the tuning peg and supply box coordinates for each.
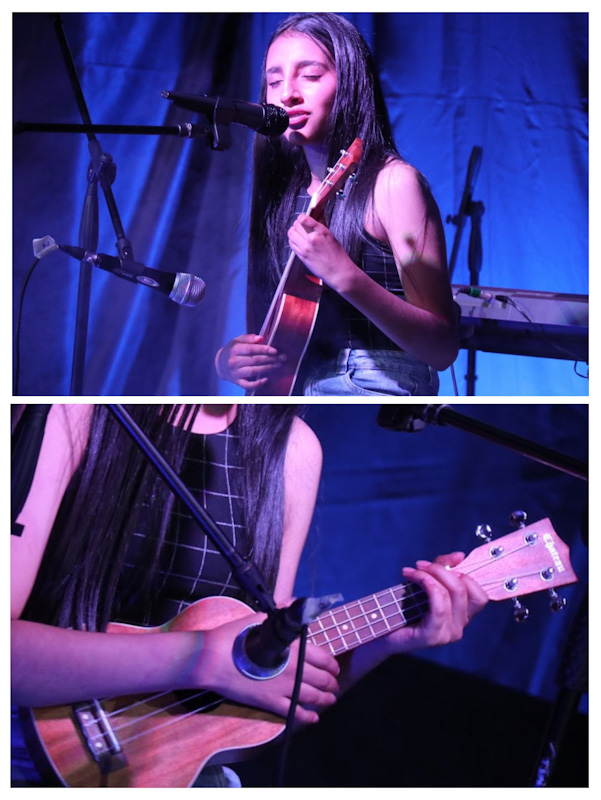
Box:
[475,524,493,542]
[511,597,530,622]
[548,589,567,613]
[509,510,528,528]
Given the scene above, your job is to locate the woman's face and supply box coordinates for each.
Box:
[265,32,337,148]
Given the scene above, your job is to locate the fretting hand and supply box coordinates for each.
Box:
[385,551,489,654]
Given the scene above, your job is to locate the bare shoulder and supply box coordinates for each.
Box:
[48,404,95,471]
[18,403,94,514]
[283,415,323,510]
[275,415,323,605]
[52,402,95,436]
[368,158,446,260]
[367,159,433,241]
[287,415,323,472]
[374,158,430,206]
[11,404,95,618]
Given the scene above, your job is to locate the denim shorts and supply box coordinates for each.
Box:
[303,348,439,397]
[192,765,242,787]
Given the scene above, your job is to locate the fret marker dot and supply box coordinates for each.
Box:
[371,613,378,620]
[342,624,349,631]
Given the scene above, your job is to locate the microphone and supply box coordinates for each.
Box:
[377,404,446,433]
[456,286,494,302]
[162,91,289,137]
[32,236,206,308]
[233,594,343,680]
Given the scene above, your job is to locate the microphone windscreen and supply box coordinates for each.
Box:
[170,274,206,307]
[260,105,289,136]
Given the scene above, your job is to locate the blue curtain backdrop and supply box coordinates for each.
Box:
[13,12,588,396]
[298,403,588,712]
[9,401,588,786]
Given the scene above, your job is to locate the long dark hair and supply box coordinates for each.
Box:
[247,12,402,332]
[23,404,301,632]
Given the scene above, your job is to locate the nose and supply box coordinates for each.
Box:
[280,77,302,106]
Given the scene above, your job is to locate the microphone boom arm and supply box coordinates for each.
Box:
[14,121,216,138]
[378,404,588,481]
[106,404,278,614]
[29,15,233,394]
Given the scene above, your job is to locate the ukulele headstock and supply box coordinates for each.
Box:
[456,513,578,621]
[311,138,363,215]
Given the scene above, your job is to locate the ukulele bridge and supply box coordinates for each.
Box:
[73,700,128,775]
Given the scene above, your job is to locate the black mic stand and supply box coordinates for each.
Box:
[106,404,340,787]
[48,14,96,395]
[377,404,588,481]
[106,405,341,661]
[532,585,588,786]
[106,404,277,614]
[14,121,231,144]
[24,14,231,395]
[107,402,341,616]
[378,402,589,785]
[45,14,136,395]
[447,146,485,396]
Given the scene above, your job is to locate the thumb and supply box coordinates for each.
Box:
[298,213,321,232]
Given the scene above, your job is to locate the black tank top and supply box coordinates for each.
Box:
[310,232,406,357]
[291,194,406,367]
[113,421,249,627]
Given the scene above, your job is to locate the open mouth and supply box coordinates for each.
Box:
[287,111,309,127]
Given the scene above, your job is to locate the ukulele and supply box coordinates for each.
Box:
[251,138,363,396]
[23,516,577,787]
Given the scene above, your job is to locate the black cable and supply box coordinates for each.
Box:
[496,294,587,369]
[13,258,41,395]
[276,625,309,787]
[458,291,588,384]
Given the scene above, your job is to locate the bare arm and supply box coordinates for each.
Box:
[11,403,198,708]
[11,407,337,723]
[287,160,459,371]
[11,404,93,620]
[274,415,323,604]
[11,620,207,708]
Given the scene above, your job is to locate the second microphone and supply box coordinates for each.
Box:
[60,245,206,308]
